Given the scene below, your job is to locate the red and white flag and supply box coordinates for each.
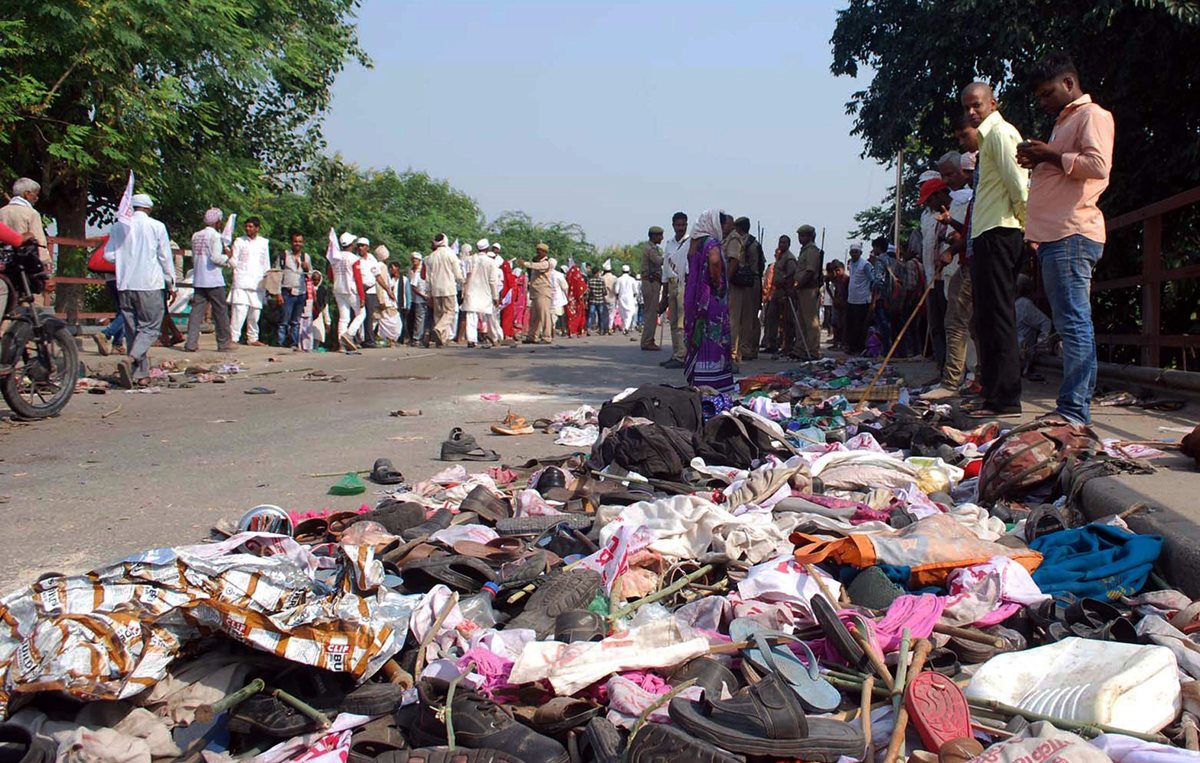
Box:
[116,171,135,224]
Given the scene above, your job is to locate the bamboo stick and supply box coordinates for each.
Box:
[272,688,331,730]
[934,622,1005,648]
[860,676,875,761]
[848,619,895,692]
[194,678,265,723]
[967,698,1169,744]
[608,564,713,622]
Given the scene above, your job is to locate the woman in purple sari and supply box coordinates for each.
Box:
[684,209,735,393]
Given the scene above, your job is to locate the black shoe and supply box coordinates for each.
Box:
[661,359,684,369]
[412,679,568,763]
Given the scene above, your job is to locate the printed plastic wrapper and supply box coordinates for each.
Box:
[0,533,421,715]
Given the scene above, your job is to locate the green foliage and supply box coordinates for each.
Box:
[831,0,1200,218]
[0,0,369,236]
[831,0,1200,367]
[487,212,598,268]
[257,156,486,269]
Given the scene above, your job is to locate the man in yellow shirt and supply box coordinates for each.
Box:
[961,82,1028,419]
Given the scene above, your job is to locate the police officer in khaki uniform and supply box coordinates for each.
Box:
[764,234,797,355]
[794,224,823,360]
[639,225,665,350]
[517,243,554,344]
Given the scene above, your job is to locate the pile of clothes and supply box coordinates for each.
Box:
[0,377,1195,763]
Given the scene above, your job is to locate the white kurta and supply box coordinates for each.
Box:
[462,253,500,313]
[614,273,639,329]
[229,235,270,307]
[551,270,569,313]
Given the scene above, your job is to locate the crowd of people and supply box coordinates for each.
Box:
[14,52,1109,426]
[665,52,1111,428]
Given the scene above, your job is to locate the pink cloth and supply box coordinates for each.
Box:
[813,594,944,664]
[849,507,892,524]
[583,670,670,704]
[458,647,519,702]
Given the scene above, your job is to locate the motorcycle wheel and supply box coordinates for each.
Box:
[2,326,79,419]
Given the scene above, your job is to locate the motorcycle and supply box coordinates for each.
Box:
[0,243,78,418]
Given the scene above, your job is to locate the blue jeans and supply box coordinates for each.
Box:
[588,303,605,332]
[277,288,306,346]
[103,280,126,345]
[1039,235,1102,424]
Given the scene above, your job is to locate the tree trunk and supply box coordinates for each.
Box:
[45,174,89,317]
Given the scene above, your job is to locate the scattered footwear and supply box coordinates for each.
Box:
[92,334,112,356]
[668,673,864,760]
[340,333,359,352]
[370,458,406,485]
[491,411,535,436]
[116,358,134,390]
[412,679,569,763]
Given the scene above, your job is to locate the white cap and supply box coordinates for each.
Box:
[131,193,153,209]
[492,242,502,251]
[849,242,863,252]
[622,264,630,273]
[476,238,490,250]
[411,251,423,260]
[374,244,390,260]
[355,237,370,247]
[918,170,942,183]
[339,232,356,247]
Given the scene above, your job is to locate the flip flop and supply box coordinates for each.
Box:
[399,555,498,593]
[728,619,841,713]
[244,386,276,394]
[370,458,406,485]
[904,671,973,752]
[440,443,500,462]
[292,517,330,544]
[491,411,535,436]
[453,537,524,563]
[810,596,866,669]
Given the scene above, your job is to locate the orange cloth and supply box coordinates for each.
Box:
[1026,95,1115,244]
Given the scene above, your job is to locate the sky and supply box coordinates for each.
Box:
[323,0,892,253]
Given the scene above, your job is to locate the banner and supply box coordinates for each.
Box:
[116,171,135,224]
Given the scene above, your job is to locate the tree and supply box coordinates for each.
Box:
[831,0,1200,366]
[258,156,486,268]
[486,212,597,268]
[0,0,368,241]
[831,0,1200,219]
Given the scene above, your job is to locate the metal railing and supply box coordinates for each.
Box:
[1093,185,1200,368]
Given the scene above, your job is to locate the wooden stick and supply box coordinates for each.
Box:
[934,622,1005,648]
[891,629,911,713]
[272,688,331,730]
[414,594,459,678]
[857,282,932,409]
[307,469,370,478]
[1182,711,1199,751]
[194,678,264,723]
[860,675,875,761]
[848,620,895,692]
[967,698,1168,744]
[883,639,932,763]
[608,564,713,622]
[804,563,839,606]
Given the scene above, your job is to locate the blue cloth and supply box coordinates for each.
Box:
[1030,524,1162,601]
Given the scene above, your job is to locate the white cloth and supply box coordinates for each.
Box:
[190,227,228,288]
[360,256,381,294]
[230,302,260,342]
[329,250,358,296]
[550,269,569,310]
[614,273,638,309]
[105,211,175,292]
[737,554,843,607]
[424,246,462,298]
[663,235,690,282]
[230,235,270,291]
[846,256,873,305]
[462,253,500,313]
[690,209,724,241]
[336,292,364,337]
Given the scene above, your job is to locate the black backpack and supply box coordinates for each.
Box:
[598,384,703,433]
[595,423,698,480]
[695,411,798,469]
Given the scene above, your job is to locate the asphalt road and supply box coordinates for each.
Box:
[0,331,676,592]
[1,329,1195,595]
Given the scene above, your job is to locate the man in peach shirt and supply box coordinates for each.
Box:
[1018,53,1114,425]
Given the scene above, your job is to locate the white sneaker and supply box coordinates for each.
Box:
[922,386,957,400]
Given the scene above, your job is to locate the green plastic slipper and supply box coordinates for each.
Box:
[330,472,366,495]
